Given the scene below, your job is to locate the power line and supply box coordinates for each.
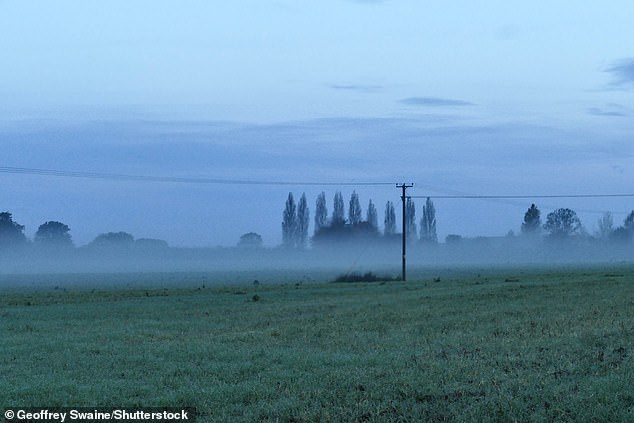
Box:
[409,194,634,199]
[0,166,394,187]
[2,166,632,198]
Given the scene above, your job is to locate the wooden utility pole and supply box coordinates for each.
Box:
[397,183,413,281]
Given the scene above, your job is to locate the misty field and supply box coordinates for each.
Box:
[2,267,634,422]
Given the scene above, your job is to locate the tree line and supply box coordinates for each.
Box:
[2,198,633,252]
[520,204,634,242]
[282,195,634,248]
[281,192,437,248]
[0,212,168,252]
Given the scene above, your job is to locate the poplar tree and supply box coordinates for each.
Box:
[296,193,310,248]
[332,192,345,226]
[406,198,417,241]
[384,201,396,236]
[366,199,378,230]
[420,197,437,243]
[348,191,362,225]
[314,192,328,235]
[282,192,297,248]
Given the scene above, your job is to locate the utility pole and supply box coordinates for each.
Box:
[396,183,414,281]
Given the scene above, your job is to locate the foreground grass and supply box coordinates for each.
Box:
[2,267,634,422]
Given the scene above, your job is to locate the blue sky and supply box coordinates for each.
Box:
[1,1,633,246]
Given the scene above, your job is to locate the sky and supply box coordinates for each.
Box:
[1,0,633,247]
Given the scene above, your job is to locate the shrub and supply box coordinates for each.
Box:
[333,272,397,283]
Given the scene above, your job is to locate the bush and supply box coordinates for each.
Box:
[333,272,397,283]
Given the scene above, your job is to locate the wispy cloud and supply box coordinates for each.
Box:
[587,107,627,117]
[399,97,474,107]
[605,58,634,88]
[329,84,383,93]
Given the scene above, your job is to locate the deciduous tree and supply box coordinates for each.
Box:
[543,208,582,239]
[596,212,614,240]
[238,232,263,248]
[90,231,134,248]
[35,221,73,247]
[0,212,27,247]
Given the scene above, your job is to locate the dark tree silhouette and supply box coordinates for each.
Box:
[238,232,263,248]
[312,192,379,246]
[445,234,463,244]
[420,197,437,243]
[35,221,73,247]
[543,208,582,238]
[312,220,379,246]
[625,210,634,231]
[314,192,328,235]
[90,231,135,248]
[366,199,378,231]
[610,210,634,243]
[384,201,396,236]
[282,192,297,248]
[348,191,362,225]
[521,204,541,235]
[332,192,345,226]
[596,212,614,240]
[0,212,27,247]
[406,198,417,242]
[297,193,309,248]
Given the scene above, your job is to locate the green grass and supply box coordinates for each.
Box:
[2,267,634,422]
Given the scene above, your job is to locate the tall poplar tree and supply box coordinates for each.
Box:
[348,191,362,225]
[384,201,396,236]
[332,192,345,226]
[314,192,328,235]
[406,198,417,242]
[420,197,437,243]
[366,199,378,230]
[296,193,310,248]
[282,192,297,248]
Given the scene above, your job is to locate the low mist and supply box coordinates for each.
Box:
[1,234,632,290]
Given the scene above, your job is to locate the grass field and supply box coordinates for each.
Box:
[2,266,634,422]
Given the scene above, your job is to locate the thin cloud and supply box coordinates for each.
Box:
[399,97,474,107]
[605,58,634,87]
[329,84,383,93]
[587,107,626,117]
